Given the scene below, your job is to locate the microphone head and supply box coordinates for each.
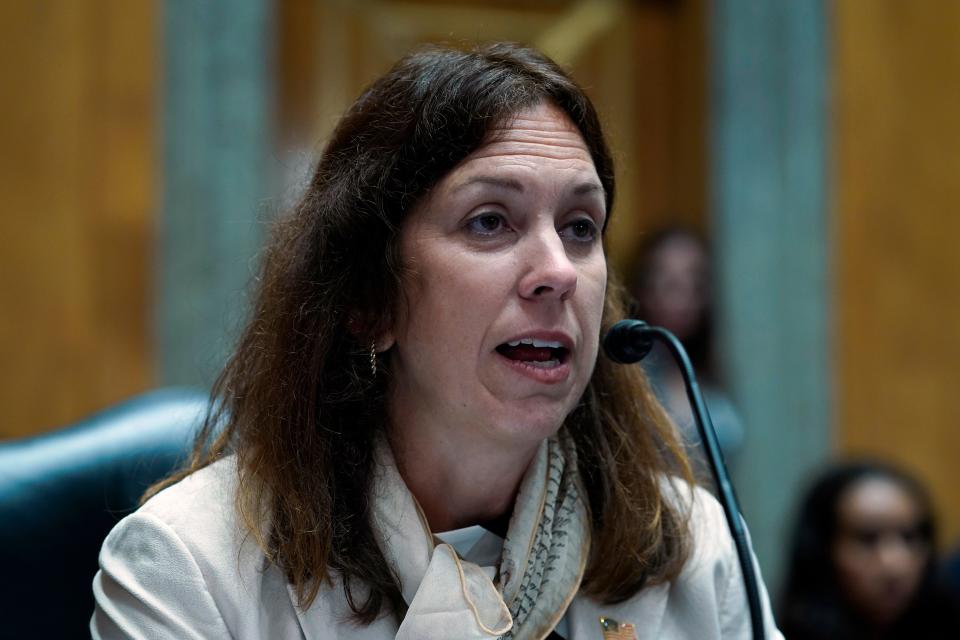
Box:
[603,319,655,364]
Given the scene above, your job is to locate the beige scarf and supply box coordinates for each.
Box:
[372,431,590,639]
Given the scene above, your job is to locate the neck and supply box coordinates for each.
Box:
[386,419,541,533]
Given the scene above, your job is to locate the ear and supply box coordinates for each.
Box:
[348,309,396,352]
[375,330,396,352]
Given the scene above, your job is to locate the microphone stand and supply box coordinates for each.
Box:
[604,320,766,640]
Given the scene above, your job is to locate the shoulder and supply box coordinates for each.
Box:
[137,456,242,542]
[569,479,783,639]
[665,479,783,639]
[658,480,748,599]
[656,478,742,601]
[92,457,302,638]
[654,476,732,560]
[666,480,735,562]
[126,456,256,585]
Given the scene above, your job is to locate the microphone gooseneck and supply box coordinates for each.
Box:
[603,319,766,640]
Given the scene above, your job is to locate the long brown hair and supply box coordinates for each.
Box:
[147,42,693,623]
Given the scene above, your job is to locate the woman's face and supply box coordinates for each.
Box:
[639,236,708,341]
[385,102,608,449]
[832,476,930,627]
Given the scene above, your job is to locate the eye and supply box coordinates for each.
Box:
[851,528,881,547]
[900,527,928,549]
[560,218,599,242]
[465,212,509,236]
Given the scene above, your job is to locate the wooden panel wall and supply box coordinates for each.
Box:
[0,2,156,438]
[835,2,960,543]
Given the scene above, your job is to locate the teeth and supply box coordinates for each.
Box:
[507,338,564,349]
[527,359,560,368]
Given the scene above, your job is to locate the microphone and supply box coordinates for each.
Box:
[602,319,655,363]
[602,319,766,640]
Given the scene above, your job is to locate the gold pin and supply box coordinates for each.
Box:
[599,616,637,640]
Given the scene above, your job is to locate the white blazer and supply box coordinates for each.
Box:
[91,457,783,639]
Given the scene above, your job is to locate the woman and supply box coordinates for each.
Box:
[92,43,782,639]
[630,227,743,473]
[779,461,959,640]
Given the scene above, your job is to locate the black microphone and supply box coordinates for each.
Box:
[602,319,766,640]
[602,319,655,363]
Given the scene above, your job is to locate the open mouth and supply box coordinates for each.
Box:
[495,338,570,369]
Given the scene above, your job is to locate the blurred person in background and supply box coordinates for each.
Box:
[779,460,960,640]
[630,227,743,475]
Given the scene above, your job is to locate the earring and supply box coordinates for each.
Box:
[370,340,377,377]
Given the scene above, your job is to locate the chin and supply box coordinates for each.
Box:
[493,402,573,444]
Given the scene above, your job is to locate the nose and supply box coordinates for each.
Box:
[518,230,578,301]
[876,535,920,576]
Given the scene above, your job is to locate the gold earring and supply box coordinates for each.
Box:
[370,340,377,376]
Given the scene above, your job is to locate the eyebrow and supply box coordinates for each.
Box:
[454,175,604,197]
[572,182,603,196]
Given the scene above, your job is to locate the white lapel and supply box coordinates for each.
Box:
[567,582,670,640]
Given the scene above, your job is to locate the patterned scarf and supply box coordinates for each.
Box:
[372,430,590,639]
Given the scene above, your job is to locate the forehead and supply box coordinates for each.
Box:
[651,239,707,271]
[457,102,597,171]
[838,477,922,526]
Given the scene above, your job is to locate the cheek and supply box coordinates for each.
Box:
[404,256,503,346]
[834,544,879,600]
[583,264,608,328]
[834,543,862,576]
[577,265,607,360]
[905,551,929,584]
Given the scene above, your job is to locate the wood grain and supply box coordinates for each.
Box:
[0,1,155,438]
[834,0,960,545]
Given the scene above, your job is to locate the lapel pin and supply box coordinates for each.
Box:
[599,616,637,640]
